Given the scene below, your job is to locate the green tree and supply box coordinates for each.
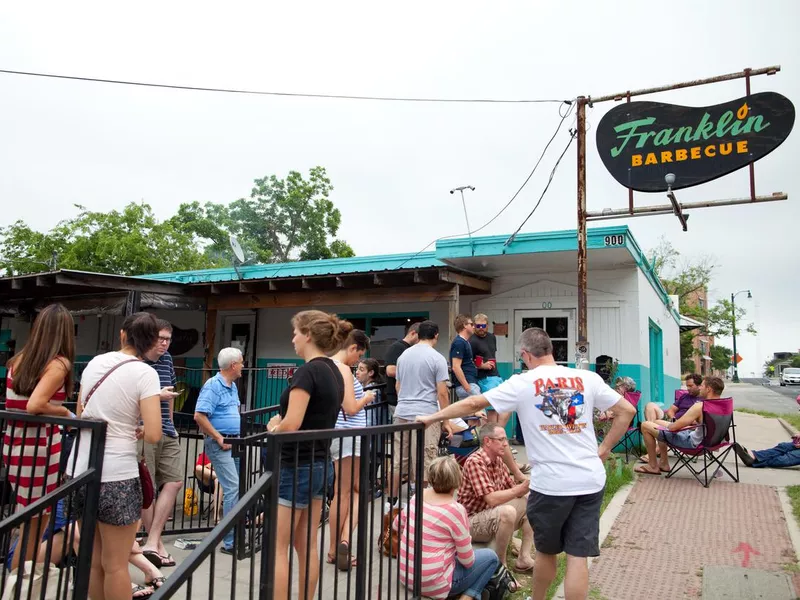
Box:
[175,167,354,264]
[710,344,733,372]
[0,203,217,276]
[647,237,755,372]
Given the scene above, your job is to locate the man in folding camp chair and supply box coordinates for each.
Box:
[638,376,729,479]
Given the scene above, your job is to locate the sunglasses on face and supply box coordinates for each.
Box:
[474,324,487,329]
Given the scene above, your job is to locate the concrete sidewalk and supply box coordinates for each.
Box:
[583,410,800,599]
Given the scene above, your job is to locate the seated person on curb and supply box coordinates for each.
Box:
[596,376,637,421]
[637,376,724,475]
[195,452,223,523]
[639,373,702,463]
[457,423,534,590]
[397,456,499,600]
[734,436,800,469]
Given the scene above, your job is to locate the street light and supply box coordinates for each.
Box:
[450,186,476,247]
[731,289,752,383]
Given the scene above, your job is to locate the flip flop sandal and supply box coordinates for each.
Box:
[326,553,336,564]
[145,576,167,590]
[131,584,154,599]
[141,551,163,568]
[336,541,352,571]
[158,554,176,568]
[634,466,661,476]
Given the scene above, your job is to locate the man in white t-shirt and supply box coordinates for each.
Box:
[418,327,635,600]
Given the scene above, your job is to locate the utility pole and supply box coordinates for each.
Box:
[576,97,588,356]
[731,289,752,383]
[575,66,785,371]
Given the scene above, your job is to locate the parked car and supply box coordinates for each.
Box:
[781,367,800,386]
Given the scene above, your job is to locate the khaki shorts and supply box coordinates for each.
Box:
[392,417,441,484]
[469,495,529,543]
[139,436,184,489]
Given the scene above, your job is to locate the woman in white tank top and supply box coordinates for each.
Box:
[327,328,376,571]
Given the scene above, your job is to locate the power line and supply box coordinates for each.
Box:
[503,129,577,247]
[392,101,575,270]
[0,68,570,104]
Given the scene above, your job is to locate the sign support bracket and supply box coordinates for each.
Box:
[576,65,787,366]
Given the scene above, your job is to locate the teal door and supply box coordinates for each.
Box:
[648,320,664,404]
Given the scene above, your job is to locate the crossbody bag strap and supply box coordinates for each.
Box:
[83,358,140,406]
[323,359,348,422]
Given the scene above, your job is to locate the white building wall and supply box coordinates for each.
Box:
[636,270,681,381]
[466,266,641,367]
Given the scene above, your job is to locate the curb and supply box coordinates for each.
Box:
[552,481,635,600]
[779,418,798,437]
[777,487,800,568]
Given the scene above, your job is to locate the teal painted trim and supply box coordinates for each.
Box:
[496,362,514,380]
[137,252,442,284]
[183,357,205,369]
[435,226,633,259]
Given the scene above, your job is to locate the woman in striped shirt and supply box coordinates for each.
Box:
[398,456,499,600]
[327,328,377,570]
[3,303,76,569]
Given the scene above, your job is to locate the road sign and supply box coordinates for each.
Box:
[731,353,743,365]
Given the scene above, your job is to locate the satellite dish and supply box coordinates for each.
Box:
[229,235,246,263]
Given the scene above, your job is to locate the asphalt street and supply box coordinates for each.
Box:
[732,380,800,414]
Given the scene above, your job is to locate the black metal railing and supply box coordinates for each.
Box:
[0,411,106,600]
[152,469,273,600]
[151,415,425,600]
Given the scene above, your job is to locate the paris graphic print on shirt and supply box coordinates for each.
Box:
[534,376,587,434]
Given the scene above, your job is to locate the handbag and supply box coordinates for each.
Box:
[83,358,154,509]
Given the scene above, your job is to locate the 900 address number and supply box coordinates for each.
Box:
[604,234,625,247]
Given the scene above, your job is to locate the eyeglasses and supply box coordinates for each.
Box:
[158,336,172,343]
[467,322,474,326]
[474,323,487,329]
[489,436,509,443]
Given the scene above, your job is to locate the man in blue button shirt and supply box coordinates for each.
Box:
[194,347,244,553]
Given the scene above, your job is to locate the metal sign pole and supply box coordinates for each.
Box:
[575,65,788,369]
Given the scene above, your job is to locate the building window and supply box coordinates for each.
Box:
[699,340,709,355]
[368,316,427,362]
[698,297,705,309]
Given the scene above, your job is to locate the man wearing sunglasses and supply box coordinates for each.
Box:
[469,314,502,423]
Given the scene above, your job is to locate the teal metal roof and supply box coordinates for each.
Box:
[136,226,676,324]
[435,225,633,258]
[137,252,443,284]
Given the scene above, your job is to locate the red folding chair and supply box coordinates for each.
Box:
[659,397,739,487]
[618,391,642,462]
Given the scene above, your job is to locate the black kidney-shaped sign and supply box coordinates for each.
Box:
[595,91,795,192]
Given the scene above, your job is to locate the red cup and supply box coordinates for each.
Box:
[475,356,484,367]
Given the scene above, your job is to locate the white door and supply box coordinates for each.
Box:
[514,310,574,370]
[222,314,256,407]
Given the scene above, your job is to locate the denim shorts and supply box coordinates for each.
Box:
[278,461,333,509]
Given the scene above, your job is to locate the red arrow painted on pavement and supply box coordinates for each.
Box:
[733,542,760,567]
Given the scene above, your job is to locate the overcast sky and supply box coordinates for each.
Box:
[1,0,798,377]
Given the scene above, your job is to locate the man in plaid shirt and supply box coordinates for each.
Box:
[458,423,534,573]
